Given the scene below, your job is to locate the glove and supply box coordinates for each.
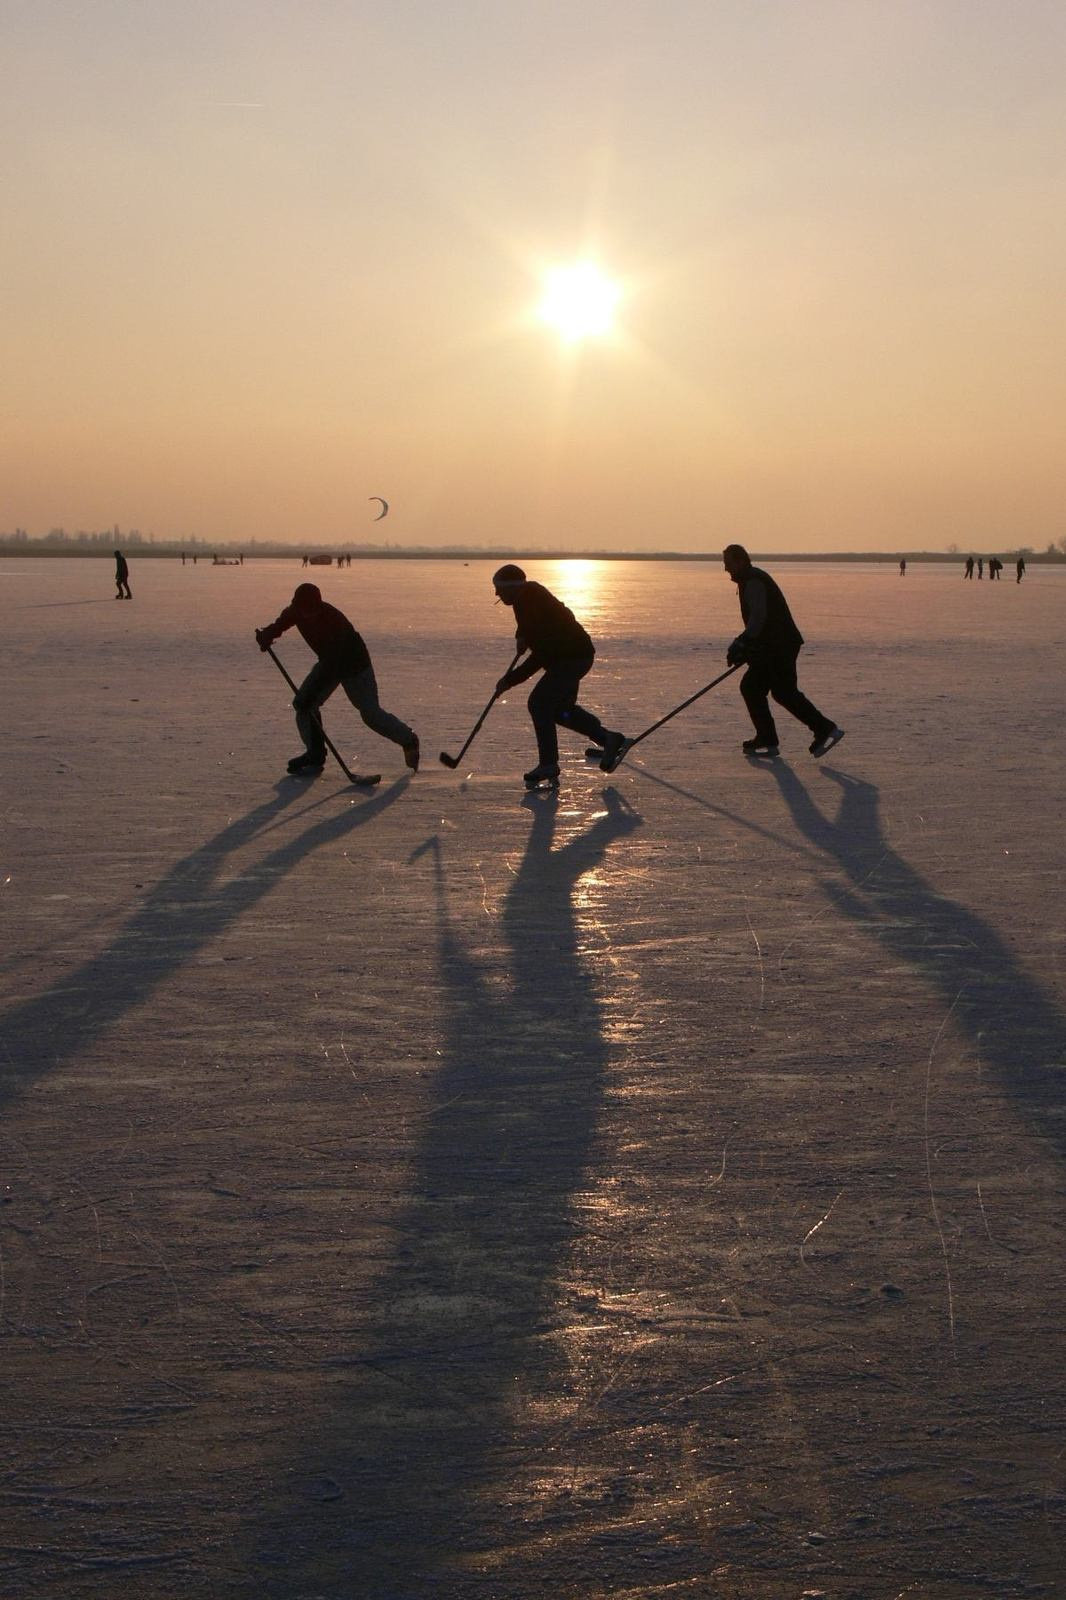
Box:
[495,673,516,697]
[726,638,749,667]
[255,628,273,652]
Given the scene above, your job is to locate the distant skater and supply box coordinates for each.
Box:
[114,549,131,599]
[491,564,628,786]
[1016,556,1026,583]
[899,558,907,576]
[990,556,1002,580]
[255,583,420,774]
[964,556,974,579]
[978,558,984,579]
[722,544,843,759]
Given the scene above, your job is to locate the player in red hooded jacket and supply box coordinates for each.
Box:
[256,583,419,774]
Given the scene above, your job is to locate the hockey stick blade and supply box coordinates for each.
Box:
[438,650,523,774]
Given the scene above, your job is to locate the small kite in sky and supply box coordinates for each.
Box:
[369,497,389,521]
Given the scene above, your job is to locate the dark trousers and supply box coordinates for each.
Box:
[293,662,414,758]
[740,651,830,744]
[528,656,606,764]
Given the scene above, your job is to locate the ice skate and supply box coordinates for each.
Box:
[742,735,780,757]
[287,752,326,773]
[599,732,632,774]
[523,762,560,789]
[402,736,420,772]
[809,725,845,759]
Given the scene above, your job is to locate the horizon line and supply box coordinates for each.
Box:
[1,543,1056,563]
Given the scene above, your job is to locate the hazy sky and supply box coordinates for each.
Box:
[4,1,1065,551]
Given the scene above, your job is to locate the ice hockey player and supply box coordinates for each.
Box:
[255,583,419,774]
[722,545,844,759]
[491,565,629,785]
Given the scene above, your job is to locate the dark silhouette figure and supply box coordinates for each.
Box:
[252,787,643,1594]
[1016,556,1026,583]
[114,549,131,599]
[491,564,628,784]
[722,544,842,759]
[989,556,1001,581]
[899,558,907,576]
[256,583,419,775]
[978,557,984,579]
[964,556,974,579]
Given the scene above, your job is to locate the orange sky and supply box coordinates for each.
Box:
[4,1,1065,551]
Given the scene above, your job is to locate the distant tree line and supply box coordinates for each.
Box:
[2,528,1065,561]
[2,526,151,547]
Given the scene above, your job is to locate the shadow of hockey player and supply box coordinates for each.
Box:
[0,779,408,1112]
[250,786,643,1597]
[764,762,1066,1167]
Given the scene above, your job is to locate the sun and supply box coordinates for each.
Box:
[538,262,621,341]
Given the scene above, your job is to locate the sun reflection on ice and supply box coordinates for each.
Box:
[543,559,606,625]
[573,869,606,917]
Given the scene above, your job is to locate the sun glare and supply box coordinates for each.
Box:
[538,263,621,341]
[547,558,603,620]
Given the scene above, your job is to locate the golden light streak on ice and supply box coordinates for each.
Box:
[540,558,603,621]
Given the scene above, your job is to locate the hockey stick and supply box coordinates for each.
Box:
[261,644,379,786]
[439,651,524,770]
[604,663,741,772]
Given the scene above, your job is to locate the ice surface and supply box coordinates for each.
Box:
[2,556,1064,1598]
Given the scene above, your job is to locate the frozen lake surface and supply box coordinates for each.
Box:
[2,556,1064,1598]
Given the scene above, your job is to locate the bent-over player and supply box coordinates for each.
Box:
[256,583,419,774]
[491,564,628,785]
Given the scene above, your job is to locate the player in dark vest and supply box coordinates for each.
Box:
[722,545,843,759]
[114,550,131,599]
[256,583,419,774]
[491,564,628,786]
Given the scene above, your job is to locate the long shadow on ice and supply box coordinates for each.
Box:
[624,759,822,863]
[767,763,1065,1165]
[22,598,120,608]
[253,786,642,1596]
[0,779,407,1106]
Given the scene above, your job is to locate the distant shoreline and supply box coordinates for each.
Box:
[1,547,1060,564]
